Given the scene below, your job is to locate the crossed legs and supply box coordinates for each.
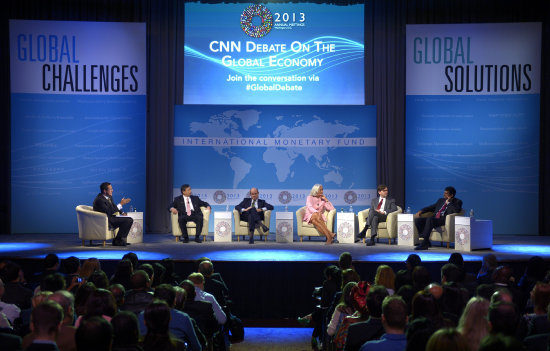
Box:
[309,212,335,244]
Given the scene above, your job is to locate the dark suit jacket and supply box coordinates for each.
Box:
[344,317,384,351]
[204,277,228,308]
[182,300,218,338]
[2,282,33,310]
[235,198,274,220]
[0,332,22,351]
[170,195,210,217]
[421,197,462,218]
[24,341,60,351]
[370,197,397,215]
[93,193,122,217]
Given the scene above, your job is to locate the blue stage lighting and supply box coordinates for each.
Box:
[359,252,480,262]
[0,243,51,253]
[202,249,336,262]
[32,251,169,261]
[494,245,550,256]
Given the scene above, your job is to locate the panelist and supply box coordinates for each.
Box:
[304,184,337,245]
[357,184,398,246]
[235,187,274,244]
[93,182,133,246]
[170,184,211,243]
[414,186,462,250]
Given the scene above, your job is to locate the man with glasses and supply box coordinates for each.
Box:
[357,184,398,246]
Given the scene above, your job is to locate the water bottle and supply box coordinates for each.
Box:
[349,205,353,213]
[406,206,411,214]
[225,204,229,211]
[340,208,344,213]
[469,208,474,217]
[129,205,133,212]
[284,205,288,212]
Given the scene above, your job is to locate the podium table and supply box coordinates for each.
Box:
[214,211,232,242]
[275,212,293,243]
[337,212,356,244]
[397,214,419,247]
[125,212,143,244]
[455,217,493,251]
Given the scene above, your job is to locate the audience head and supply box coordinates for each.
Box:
[180,279,196,301]
[75,282,97,316]
[477,333,524,351]
[350,281,370,316]
[88,270,109,289]
[32,291,54,307]
[43,253,60,270]
[173,286,187,310]
[108,284,126,308]
[48,290,75,324]
[441,282,468,321]
[160,258,176,281]
[425,328,468,351]
[338,281,358,310]
[338,252,353,270]
[411,290,440,322]
[457,296,490,351]
[80,258,101,279]
[198,260,214,278]
[31,300,64,338]
[85,288,117,318]
[62,256,80,275]
[441,263,463,283]
[144,300,171,334]
[381,296,408,332]
[366,284,389,318]
[374,264,395,291]
[323,265,341,285]
[75,315,113,351]
[412,266,431,292]
[151,263,166,287]
[2,261,22,283]
[480,254,498,272]
[476,283,496,301]
[111,311,140,347]
[531,282,550,313]
[131,270,151,290]
[40,272,66,292]
[406,254,421,271]
[524,256,547,281]
[487,302,518,336]
[427,283,443,299]
[113,259,133,279]
[492,265,513,285]
[448,253,464,267]
[394,270,413,291]
[341,268,360,289]
[188,272,205,288]
[406,317,435,351]
[137,264,154,282]
[154,284,176,308]
[122,252,139,270]
[490,288,513,305]
[396,284,415,315]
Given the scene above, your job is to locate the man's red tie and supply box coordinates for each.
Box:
[376,199,383,210]
[435,202,448,219]
[186,198,191,216]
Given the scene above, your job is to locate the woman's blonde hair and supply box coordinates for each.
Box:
[457,296,490,351]
[310,184,323,196]
[374,265,395,290]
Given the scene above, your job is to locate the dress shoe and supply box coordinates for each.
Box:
[249,236,254,244]
[112,239,125,246]
[366,239,375,246]
[125,242,131,246]
[261,224,269,232]
[194,237,202,243]
[182,237,189,243]
[414,244,429,250]
[358,227,367,238]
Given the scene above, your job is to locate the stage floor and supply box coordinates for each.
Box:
[1,233,549,263]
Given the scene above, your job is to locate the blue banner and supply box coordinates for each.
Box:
[10,20,147,233]
[405,23,541,235]
[183,2,364,105]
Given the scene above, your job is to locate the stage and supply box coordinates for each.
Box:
[1,233,549,324]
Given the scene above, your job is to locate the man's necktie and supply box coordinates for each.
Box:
[376,199,383,210]
[435,202,448,219]
[252,199,257,208]
[186,198,191,216]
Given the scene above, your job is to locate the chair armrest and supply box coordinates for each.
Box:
[296,207,305,225]
[326,209,336,232]
[263,210,272,227]
[386,206,402,236]
[233,209,241,228]
[358,209,369,231]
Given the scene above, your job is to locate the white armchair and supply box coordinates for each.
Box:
[171,207,211,242]
[418,210,465,248]
[357,206,402,244]
[296,206,336,242]
[76,205,117,247]
[232,209,272,241]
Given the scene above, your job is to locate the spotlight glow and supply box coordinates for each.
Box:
[0,243,51,253]
[32,251,169,261]
[358,252,480,262]
[493,245,550,256]
[202,249,336,261]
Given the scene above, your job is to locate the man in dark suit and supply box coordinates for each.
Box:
[234,187,274,244]
[92,182,133,246]
[414,186,462,250]
[357,184,398,246]
[170,184,211,243]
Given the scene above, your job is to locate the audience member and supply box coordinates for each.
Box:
[122,271,154,315]
[457,296,490,351]
[142,301,186,351]
[477,333,525,351]
[516,282,550,339]
[327,282,357,337]
[487,302,519,336]
[75,316,113,351]
[31,254,61,290]
[110,260,134,291]
[374,265,395,295]
[151,263,166,288]
[333,281,370,350]
[75,288,117,327]
[477,254,498,285]
[405,317,435,351]
[198,260,228,308]
[62,257,81,294]
[74,282,96,317]
[111,311,143,351]
[0,278,21,324]
[395,254,421,291]
[339,252,354,270]
[79,258,101,280]
[122,253,139,271]
[160,258,181,286]
[359,296,408,351]
[40,273,67,293]
[1,261,33,309]
[188,272,226,325]
[26,300,64,351]
[412,266,432,293]
[109,284,126,310]
[425,328,468,351]
[180,279,219,340]
[88,271,110,289]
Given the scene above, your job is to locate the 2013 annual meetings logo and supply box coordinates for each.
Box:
[240,4,306,38]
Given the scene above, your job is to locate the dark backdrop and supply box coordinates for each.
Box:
[1,0,548,235]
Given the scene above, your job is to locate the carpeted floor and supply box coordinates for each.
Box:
[231,327,313,351]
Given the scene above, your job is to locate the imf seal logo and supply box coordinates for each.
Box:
[213,190,227,204]
[344,191,358,204]
[240,4,273,38]
[278,191,292,204]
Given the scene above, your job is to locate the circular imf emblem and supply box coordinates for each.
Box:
[398,224,412,241]
[456,227,470,246]
[240,4,273,38]
[276,221,292,238]
[215,221,231,237]
[278,191,292,204]
[344,191,358,205]
[213,190,227,204]
[129,222,142,240]
[337,222,353,239]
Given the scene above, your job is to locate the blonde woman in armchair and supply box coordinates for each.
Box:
[304,184,338,245]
